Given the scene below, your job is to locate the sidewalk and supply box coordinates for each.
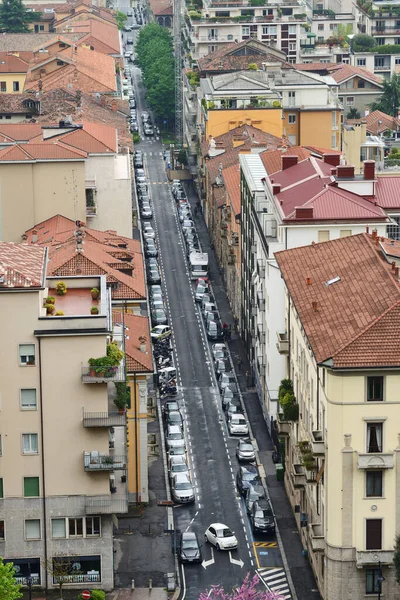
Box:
[185,182,322,600]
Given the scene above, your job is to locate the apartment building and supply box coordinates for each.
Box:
[351,50,400,80]
[0,52,33,94]
[274,231,400,599]
[342,120,385,173]
[0,241,127,592]
[0,120,132,240]
[240,153,389,429]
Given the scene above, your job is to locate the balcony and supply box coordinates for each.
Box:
[257,323,265,345]
[276,331,289,354]
[82,363,125,383]
[86,202,97,217]
[257,291,265,312]
[357,452,394,470]
[277,413,291,435]
[311,430,325,455]
[85,495,128,514]
[356,550,394,567]
[83,411,126,427]
[84,451,127,471]
[374,63,391,71]
[309,523,325,552]
[292,463,306,488]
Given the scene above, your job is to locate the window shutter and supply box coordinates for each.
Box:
[366,519,382,550]
[24,477,39,497]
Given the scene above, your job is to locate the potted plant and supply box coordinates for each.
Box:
[107,342,125,365]
[45,303,55,315]
[102,455,114,465]
[45,295,55,305]
[56,281,67,296]
[114,394,127,414]
[88,357,98,377]
[91,287,100,300]
[55,310,64,316]
[91,306,99,315]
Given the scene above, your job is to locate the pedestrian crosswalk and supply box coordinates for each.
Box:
[256,567,292,599]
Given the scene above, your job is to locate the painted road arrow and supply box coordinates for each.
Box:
[229,552,244,568]
[202,547,215,570]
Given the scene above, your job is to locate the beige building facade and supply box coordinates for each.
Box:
[275,233,400,600]
[0,243,127,592]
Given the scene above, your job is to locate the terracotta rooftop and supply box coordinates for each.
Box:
[148,0,173,16]
[54,18,120,54]
[113,311,153,373]
[365,110,400,135]
[222,163,240,216]
[198,40,288,74]
[326,63,383,86]
[0,241,46,288]
[0,142,86,161]
[275,233,400,368]
[0,122,43,142]
[26,121,118,153]
[294,62,342,72]
[0,33,83,52]
[0,51,33,73]
[24,215,146,300]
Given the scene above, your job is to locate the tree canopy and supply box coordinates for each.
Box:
[369,74,400,116]
[116,10,127,30]
[0,0,41,32]
[0,559,22,600]
[352,33,376,52]
[135,23,175,122]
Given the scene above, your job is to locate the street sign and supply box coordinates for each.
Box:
[82,591,91,600]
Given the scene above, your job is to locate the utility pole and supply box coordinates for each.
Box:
[173,0,183,146]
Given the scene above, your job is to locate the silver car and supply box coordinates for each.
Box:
[168,455,189,480]
[236,438,256,462]
[166,425,185,449]
[171,473,195,504]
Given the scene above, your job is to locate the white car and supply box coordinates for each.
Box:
[228,414,249,436]
[142,225,155,239]
[204,523,238,550]
[166,425,185,450]
[150,325,171,340]
[168,455,190,480]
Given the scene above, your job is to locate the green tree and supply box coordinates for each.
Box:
[0,0,41,32]
[352,33,376,52]
[0,559,22,600]
[369,73,400,116]
[394,535,400,584]
[347,107,361,119]
[116,10,127,30]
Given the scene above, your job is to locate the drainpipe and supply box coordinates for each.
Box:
[316,366,320,431]
[38,339,48,589]
[287,295,291,378]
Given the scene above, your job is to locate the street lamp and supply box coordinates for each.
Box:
[377,561,385,600]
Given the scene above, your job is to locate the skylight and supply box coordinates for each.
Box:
[325,276,341,287]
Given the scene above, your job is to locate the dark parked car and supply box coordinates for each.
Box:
[236,464,260,496]
[151,307,167,325]
[245,483,266,515]
[144,242,158,258]
[178,531,202,563]
[147,268,161,284]
[206,320,224,341]
[250,500,275,534]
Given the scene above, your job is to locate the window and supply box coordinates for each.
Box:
[367,376,384,401]
[56,60,64,66]
[19,344,35,365]
[396,57,400,65]
[13,81,19,92]
[289,42,296,51]
[387,216,400,240]
[288,91,295,106]
[366,569,380,594]
[86,517,101,537]
[366,471,383,497]
[52,518,66,538]
[24,477,39,497]
[242,26,250,36]
[330,23,338,30]
[366,519,382,550]
[52,555,101,584]
[0,479,3,498]
[69,518,83,537]
[338,96,344,104]
[39,25,44,31]
[318,36,324,42]
[20,389,37,410]
[346,97,355,106]
[288,25,296,34]
[358,79,365,88]
[0,82,6,92]
[22,433,38,454]
[0,520,4,540]
[288,114,296,124]
[357,58,366,66]
[331,133,337,149]
[318,23,324,30]
[340,229,352,237]
[332,111,337,128]
[318,231,330,242]
[367,423,383,453]
[25,519,41,540]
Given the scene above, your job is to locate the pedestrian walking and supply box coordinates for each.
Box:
[237,357,242,371]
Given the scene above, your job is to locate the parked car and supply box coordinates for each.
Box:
[206,320,224,341]
[151,307,167,325]
[141,204,153,219]
[212,344,227,359]
[195,282,208,302]
[250,500,275,534]
[225,400,242,420]
[165,410,183,429]
[150,285,162,298]
[144,242,158,258]
[171,473,194,504]
[127,36,133,44]
[219,373,236,392]
[166,425,185,450]
[168,443,186,457]
[163,400,180,419]
[236,464,260,496]
[178,531,202,563]
[236,438,256,462]
[222,393,240,412]
[204,523,238,551]
[142,224,155,239]
[215,358,230,377]
[228,413,248,436]
[168,456,190,481]
[150,325,171,340]
[245,483,266,515]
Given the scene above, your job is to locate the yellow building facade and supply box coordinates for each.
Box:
[205,107,283,142]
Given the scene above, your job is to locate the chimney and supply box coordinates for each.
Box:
[392,261,396,271]
[306,277,311,285]
[363,160,376,180]
[272,183,281,195]
[395,266,399,278]
[371,228,378,240]
[139,335,147,353]
[281,155,298,170]
[323,153,341,167]
[366,226,369,234]
[336,165,355,178]
[312,301,318,312]
[330,167,337,176]
[31,229,38,243]
[111,99,118,112]
[295,206,314,220]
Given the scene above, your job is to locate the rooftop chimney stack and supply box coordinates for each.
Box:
[281,155,298,170]
[272,183,281,195]
[31,229,38,244]
[371,229,378,240]
[312,301,318,312]
[306,277,311,285]
[323,153,341,167]
[363,160,376,181]
[336,165,355,178]
[330,167,337,176]
[395,266,399,278]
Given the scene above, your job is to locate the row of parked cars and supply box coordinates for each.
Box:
[172,181,201,258]
[195,280,225,341]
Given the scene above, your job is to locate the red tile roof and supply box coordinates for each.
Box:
[365,110,400,135]
[0,122,43,142]
[0,51,32,73]
[294,62,341,72]
[326,63,383,86]
[113,311,153,372]
[55,18,120,54]
[0,142,86,161]
[223,163,240,216]
[0,241,46,288]
[260,146,311,174]
[275,233,400,367]
[198,40,288,74]
[148,0,173,17]
[24,215,146,300]
[375,177,400,210]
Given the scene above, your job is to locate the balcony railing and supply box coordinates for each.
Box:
[311,430,325,455]
[82,363,125,383]
[374,64,391,70]
[372,26,400,34]
[356,550,394,567]
[309,523,325,552]
[276,331,289,354]
[54,573,101,584]
[83,411,126,427]
[357,452,394,470]
[84,452,127,471]
[86,203,97,217]
[277,413,291,435]
[85,495,128,514]
[292,463,306,488]
[16,576,40,586]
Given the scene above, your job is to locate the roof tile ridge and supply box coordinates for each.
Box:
[54,139,88,157]
[329,298,400,363]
